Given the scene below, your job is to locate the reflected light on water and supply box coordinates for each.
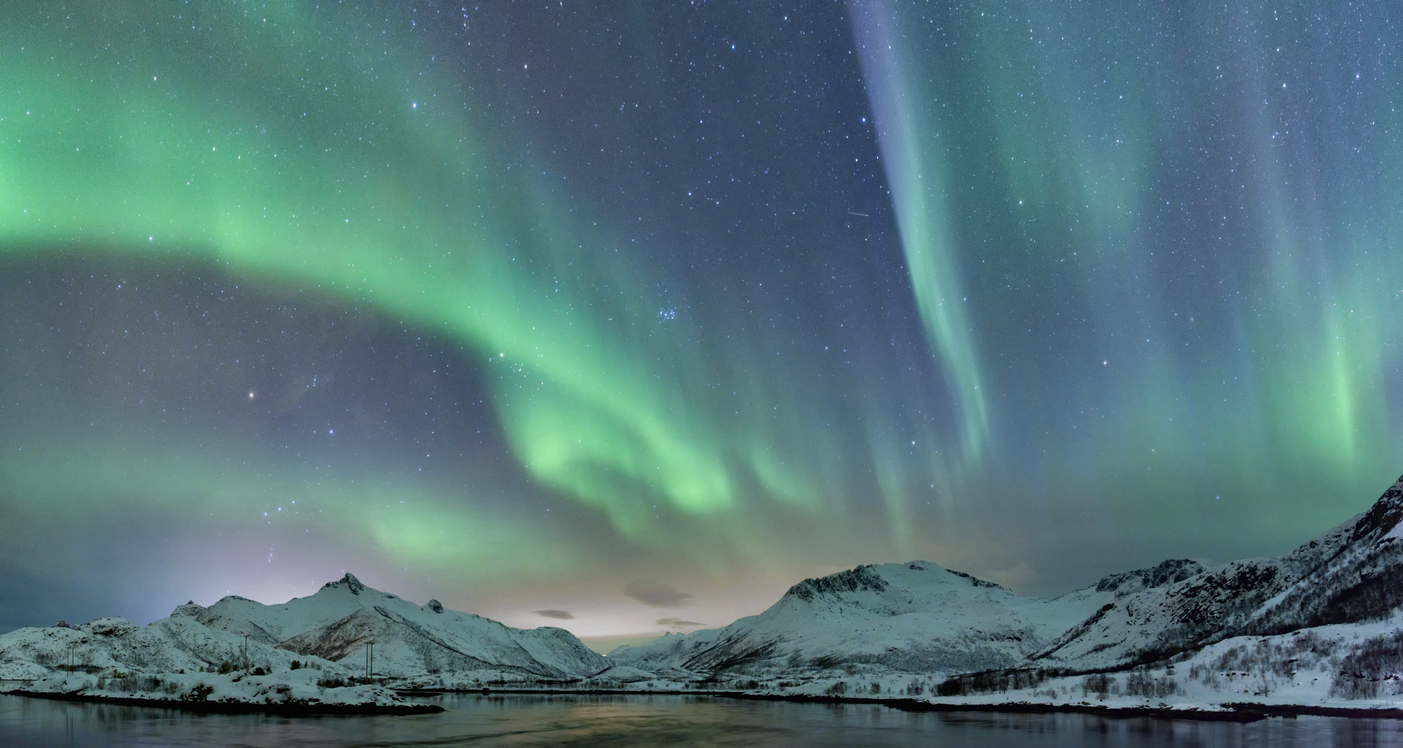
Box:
[4,693,1403,747]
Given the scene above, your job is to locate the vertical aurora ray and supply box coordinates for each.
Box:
[850,2,990,462]
[847,0,1403,550]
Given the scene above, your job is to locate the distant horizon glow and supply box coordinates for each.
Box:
[1,1,1400,641]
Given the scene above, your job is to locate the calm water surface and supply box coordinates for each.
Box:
[5,692,1403,747]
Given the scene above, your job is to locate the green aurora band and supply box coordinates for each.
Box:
[0,2,829,537]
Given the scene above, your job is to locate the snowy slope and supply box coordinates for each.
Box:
[1033,474,1403,670]
[1248,475,1403,633]
[0,613,427,711]
[185,573,606,679]
[611,561,1148,677]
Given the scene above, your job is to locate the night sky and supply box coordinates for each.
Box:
[2,1,1400,646]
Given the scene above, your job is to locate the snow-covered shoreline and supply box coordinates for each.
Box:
[0,614,442,715]
[3,687,442,716]
[389,686,1403,722]
[387,609,1403,721]
[0,667,443,715]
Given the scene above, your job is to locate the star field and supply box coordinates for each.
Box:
[0,0,1400,640]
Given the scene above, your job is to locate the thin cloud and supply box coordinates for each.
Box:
[624,581,692,607]
[657,617,703,627]
[534,609,575,620]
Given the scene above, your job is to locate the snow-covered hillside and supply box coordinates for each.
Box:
[0,614,330,682]
[0,613,432,712]
[1034,475,1403,670]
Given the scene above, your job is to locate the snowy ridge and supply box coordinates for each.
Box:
[1090,559,1206,598]
[0,573,607,710]
[610,561,1123,677]
[1246,477,1403,633]
[610,474,1403,692]
[1034,475,1403,670]
[0,612,431,712]
[185,573,607,679]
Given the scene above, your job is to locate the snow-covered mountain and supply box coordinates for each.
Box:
[1,573,608,710]
[611,475,1403,682]
[0,614,337,683]
[0,612,434,712]
[1033,475,1403,670]
[181,573,607,679]
[7,474,1403,715]
[608,559,1195,678]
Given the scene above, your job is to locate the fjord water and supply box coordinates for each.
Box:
[4,693,1403,747]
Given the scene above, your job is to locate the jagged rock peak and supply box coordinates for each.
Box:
[1349,474,1403,544]
[323,572,366,595]
[1095,558,1206,596]
[787,564,900,602]
[80,617,135,636]
[946,568,1004,589]
[427,599,444,613]
[785,561,1006,603]
[170,601,206,618]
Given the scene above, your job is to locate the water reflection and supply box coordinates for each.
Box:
[4,693,1403,747]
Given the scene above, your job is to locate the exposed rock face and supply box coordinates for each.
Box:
[1246,475,1403,633]
[170,602,207,618]
[322,573,366,596]
[1094,559,1206,597]
[1350,476,1403,544]
[786,565,890,602]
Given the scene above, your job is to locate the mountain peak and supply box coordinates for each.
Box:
[170,601,206,618]
[786,564,888,602]
[322,572,366,595]
[1348,474,1403,544]
[784,561,1007,603]
[1094,558,1205,597]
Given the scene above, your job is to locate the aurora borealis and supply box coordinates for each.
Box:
[2,1,1400,644]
